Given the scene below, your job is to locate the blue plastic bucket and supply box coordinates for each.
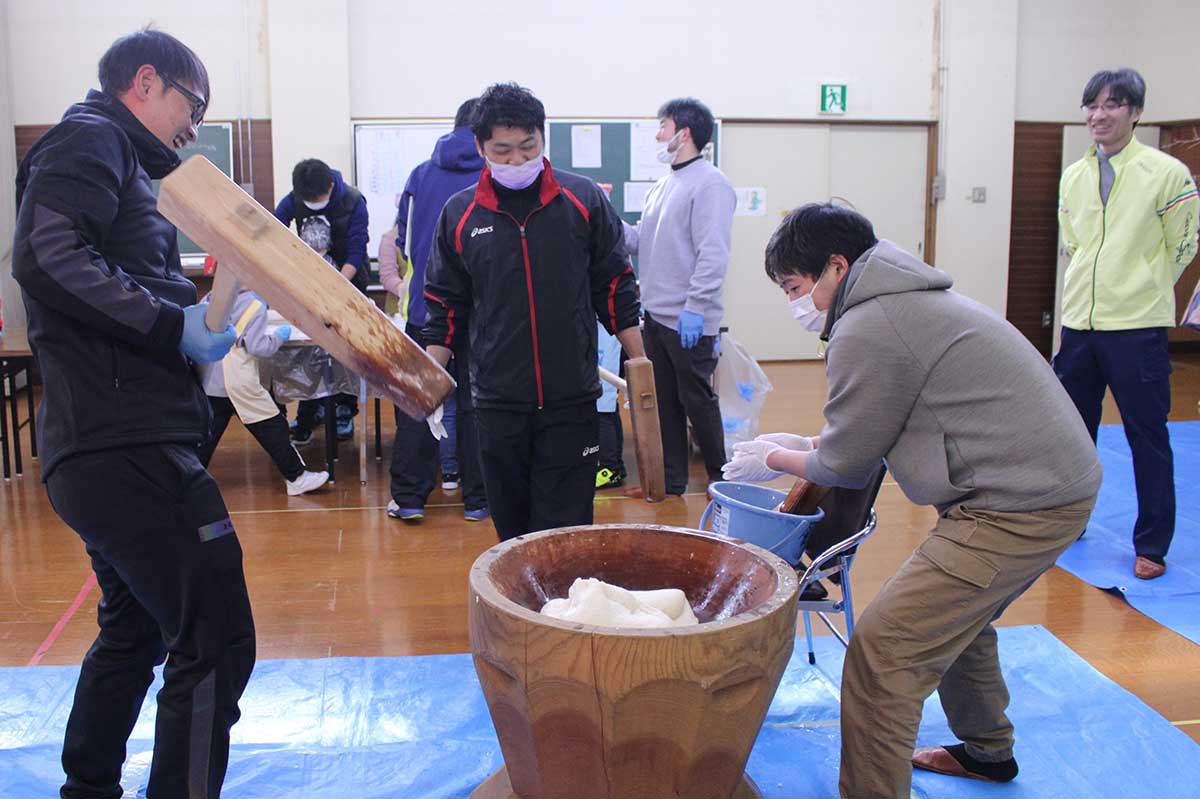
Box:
[698,481,824,566]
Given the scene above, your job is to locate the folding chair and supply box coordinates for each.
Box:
[797,509,878,664]
[794,462,886,664]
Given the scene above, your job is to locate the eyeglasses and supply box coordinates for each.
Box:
[161,74,207,127]
[1082,100,1128,114]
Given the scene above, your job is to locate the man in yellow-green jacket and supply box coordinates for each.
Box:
[1056,67,1199,581]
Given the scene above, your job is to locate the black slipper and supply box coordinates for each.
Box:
[912,744,1018,783]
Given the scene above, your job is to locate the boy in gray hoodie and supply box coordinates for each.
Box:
[723,204,1101,798]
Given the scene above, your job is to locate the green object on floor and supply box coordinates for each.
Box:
[595,467,624,489]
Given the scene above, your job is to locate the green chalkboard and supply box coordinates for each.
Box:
[154,122,234,257]
[546,119,721,226]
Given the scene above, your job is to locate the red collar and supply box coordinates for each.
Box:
[473,157,561,212]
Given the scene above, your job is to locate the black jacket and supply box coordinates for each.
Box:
[13,89,210,478]
[423,160,639,410]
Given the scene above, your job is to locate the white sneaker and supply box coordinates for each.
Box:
[286,470,329,496]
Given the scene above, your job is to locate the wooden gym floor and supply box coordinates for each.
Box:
[2,356,1198,745]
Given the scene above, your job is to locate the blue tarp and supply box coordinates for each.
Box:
[1057,421,1200,645]
[2,626,1196,798]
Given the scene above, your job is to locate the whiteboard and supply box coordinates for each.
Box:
[352,121,453,257]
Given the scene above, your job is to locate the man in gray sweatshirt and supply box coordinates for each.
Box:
[723,204,1102,798]
[623,97,736,493]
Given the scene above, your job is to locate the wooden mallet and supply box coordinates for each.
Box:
[599,359,665,502]
[775,478,831,516]
[158,155,454,420]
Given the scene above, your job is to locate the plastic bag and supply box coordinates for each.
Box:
[713,331,773,454]
[264,346,359,402]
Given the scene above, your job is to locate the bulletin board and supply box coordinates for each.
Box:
[546,119,722,224]
[348,118,723,262]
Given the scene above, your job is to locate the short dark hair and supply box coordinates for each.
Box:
[657,97,715,151]
[99,28,210,107]
[454,98,479,128]
[764,203,878,283]
[1081,67,1146,110]
[471,83,545,143]
[292,159,334,201]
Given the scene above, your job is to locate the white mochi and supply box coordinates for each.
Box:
[540,578,699,628]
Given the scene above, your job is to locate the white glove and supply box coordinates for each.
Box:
[721,439,784,483]
[427,404,448,440]
[756,432,815,452]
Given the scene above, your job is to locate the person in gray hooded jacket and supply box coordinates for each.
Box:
[723,204,1102,798]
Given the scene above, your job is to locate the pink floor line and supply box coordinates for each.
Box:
[28,573,97,667]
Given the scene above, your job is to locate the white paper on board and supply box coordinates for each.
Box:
[623,182,656,214]
[734,187,768,216]
[571,125,602,169]
[630,120,669,182]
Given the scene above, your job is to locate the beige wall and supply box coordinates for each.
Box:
[266,0,352,207]
[934,0,1019,315]
[1016,0,1200,124]
[347,0,938,121]
[4,0,270,124]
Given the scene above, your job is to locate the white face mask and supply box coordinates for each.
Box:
[655,131,685,164]
[488,155,545,190]
[788,269,833,332]
[303,198,329,211]
[789,291,827,332]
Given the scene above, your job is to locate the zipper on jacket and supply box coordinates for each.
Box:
[110,342,121,413]
[498,206,549,409]
[1089,208,1106,330]
[518,224,544,408]
[1088,158,1116,330]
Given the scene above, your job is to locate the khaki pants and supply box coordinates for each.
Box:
[838,498,1096,799]
[222,347,278,425]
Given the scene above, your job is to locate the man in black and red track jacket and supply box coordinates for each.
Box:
[423,82,645,541]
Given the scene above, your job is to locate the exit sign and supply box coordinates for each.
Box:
[820,83,847,114]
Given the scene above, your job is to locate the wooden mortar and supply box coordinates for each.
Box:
[469,524,799,799]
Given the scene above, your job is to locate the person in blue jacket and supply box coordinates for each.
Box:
[12,28,251,798]
[595,321,627,489]
[273,158,370,442]
[387,99,490,522]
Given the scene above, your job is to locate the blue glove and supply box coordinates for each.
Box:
[275,324,292,343]
[180,304,237,363]
[678,310,704,349]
